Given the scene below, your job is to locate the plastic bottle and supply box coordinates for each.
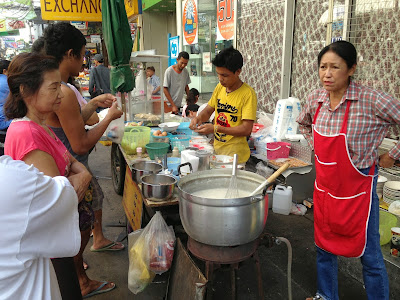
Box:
[172,147,179,157]
[136,147,142,158]
[272,185,293,215]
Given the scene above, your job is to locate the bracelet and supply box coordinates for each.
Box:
[214,124,218,134]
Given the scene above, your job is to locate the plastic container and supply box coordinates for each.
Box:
[172,147,180,157]
[379,210,398,245]
[145,142,170,160]
[170,135,191,152]
[121,126,151,155]
[266,142,291,160]
[176,122,197,136]
[272,185,293,215]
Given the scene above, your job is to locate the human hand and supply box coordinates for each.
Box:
[194,123,214,135]
[106,101,123,121]
[68,170,92,202]
[379,152,395,168]
[171,104,179,114]
[95,93,116,108]
[189,117,199,130]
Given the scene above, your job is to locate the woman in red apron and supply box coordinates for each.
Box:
[297,41,397,300]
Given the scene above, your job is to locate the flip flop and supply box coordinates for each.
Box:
[90,241,125,252]
[83,281,116,299]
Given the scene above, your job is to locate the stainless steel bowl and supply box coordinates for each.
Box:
[178,169,267,246]
[131,161,163,183]
[141,174,177,201]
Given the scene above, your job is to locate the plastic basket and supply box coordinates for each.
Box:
[170,135,190,152]
[150,132,173,143]
[266,142,291,160]
[121,126,151,155]
[145,142,170,159]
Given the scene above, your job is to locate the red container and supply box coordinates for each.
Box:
[266,142,291,160]
[252,123,265,133]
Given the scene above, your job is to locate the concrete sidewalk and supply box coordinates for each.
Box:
[85,143,394,299]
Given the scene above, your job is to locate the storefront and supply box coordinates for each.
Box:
[179,0,235,94]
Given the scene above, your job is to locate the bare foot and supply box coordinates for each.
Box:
[83,261,88,270]
[81,279,115,298]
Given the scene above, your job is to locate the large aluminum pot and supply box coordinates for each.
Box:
[131,161,163,183]
[178,169,267,246]
[141,174,177,201]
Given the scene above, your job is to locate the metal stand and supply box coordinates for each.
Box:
[187,237,264,300]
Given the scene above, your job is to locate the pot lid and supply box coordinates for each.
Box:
[195,150,212,157]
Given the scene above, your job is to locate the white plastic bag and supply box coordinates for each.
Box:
[105,94,124,144]
[127,212,176,294]
[290,203,307,215]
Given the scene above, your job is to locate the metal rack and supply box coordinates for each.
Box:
[129,54,169,122]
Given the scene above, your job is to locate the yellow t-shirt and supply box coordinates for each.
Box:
[208,82,257,164]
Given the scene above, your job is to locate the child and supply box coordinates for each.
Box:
[182,88,199,117]
[185,103,200,118]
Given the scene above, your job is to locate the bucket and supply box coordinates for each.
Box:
[272,185,292,215]
[266,142,291,160]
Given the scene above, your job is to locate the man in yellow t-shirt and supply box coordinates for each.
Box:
[189,47,257,164]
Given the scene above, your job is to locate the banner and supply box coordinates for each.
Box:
[182,0,198,46]
[41,0,139,22]
[0,19,25,32]
[2,37,17,49]
[216,0,235,41]
[40,0,102,21]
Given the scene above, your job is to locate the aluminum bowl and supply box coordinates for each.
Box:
[141,174,177,201]
[131,161,163,183]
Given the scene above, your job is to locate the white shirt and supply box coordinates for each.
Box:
[0,156,81,300]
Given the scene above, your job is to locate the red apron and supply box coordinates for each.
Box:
[313,100,374,258]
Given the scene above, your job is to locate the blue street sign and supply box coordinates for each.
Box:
[168,35,179,66]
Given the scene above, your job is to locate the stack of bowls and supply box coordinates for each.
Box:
[376,175,387,199]
[383,180,400,205]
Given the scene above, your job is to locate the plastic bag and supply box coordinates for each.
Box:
[127,212,176,294]
[147,213,176,274]
[255,161,274,178]
[105,94,124,144]
[290,203,307,215]
[128,229,156,294]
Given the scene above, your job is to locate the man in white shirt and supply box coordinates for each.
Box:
[163,51,191,114]
[0,156,81,300]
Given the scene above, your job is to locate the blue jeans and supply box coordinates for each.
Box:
[316,167,389,300]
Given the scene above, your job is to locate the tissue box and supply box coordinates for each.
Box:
[266,142,291,160]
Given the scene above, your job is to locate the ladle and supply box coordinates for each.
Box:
[249,162,290,196]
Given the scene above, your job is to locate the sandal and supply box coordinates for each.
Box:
[306,295,322,300]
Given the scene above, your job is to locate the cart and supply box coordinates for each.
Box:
[111,54,168,195]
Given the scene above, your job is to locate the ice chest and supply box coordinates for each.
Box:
[266,142,291,160]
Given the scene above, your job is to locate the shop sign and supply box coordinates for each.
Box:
[202,52,212,72]
[124,0,139,18]
[182,0,198,45]
[168,35,179,66]
[40,0,102,21]
[0,19,26,32]
[2,37,17,49]
[71,21,88,30]
[216,0,235,41]
[90,34,101,43]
